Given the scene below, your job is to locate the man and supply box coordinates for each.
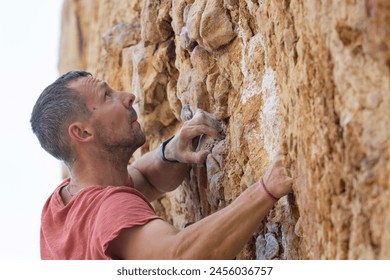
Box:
[31,70,292,259]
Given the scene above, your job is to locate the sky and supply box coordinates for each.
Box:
[0,0,64,259]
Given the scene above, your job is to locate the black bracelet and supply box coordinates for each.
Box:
[160,135,179,163]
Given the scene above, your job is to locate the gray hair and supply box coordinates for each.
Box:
[30,70,92,167]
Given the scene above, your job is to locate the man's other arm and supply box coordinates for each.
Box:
[109,153,292,259]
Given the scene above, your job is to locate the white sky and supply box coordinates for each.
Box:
[0,0,64,259]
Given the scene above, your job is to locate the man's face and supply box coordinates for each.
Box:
[69,76,145,155]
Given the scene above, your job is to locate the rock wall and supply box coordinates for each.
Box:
[58,0,390,259]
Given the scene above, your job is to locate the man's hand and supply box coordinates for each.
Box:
[262,152,293,198]
[164,109,224,165]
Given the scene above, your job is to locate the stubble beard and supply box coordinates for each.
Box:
[94,121,146,165]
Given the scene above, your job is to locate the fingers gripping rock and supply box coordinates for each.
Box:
[180,105,227,152]
[195,113,226,153]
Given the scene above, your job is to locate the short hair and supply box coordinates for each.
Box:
[30,70,92,167]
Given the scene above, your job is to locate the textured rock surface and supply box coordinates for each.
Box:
[59,0,390,259]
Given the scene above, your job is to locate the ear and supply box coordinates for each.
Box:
[68,122,94,143]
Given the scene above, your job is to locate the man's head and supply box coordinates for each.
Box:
[31,70,145,168]
[31,70,92,167]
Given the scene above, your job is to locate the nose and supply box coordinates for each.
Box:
[122,92,135,108]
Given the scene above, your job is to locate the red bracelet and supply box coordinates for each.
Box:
[260,177,279,202]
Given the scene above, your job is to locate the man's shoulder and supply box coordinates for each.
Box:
[96,185,155,211]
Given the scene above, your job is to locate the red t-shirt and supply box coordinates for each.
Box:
[40,177,159,260]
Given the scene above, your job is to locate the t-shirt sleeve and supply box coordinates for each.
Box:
[90,187,159,259]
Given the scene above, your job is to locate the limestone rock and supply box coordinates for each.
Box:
[59,0,390,259]
[199,0,236,51]
[185,0,236,52]
[141,0,173,45]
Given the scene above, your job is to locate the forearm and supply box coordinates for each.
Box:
[116,149,292,260]
[171,182,275,259]
[114,179,284,260]
[132,147,188,193]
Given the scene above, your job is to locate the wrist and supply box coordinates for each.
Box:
[260,177,279,202]
[160,135,179,163]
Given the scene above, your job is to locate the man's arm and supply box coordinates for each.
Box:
[109,153,292,259]
[128,150,188,201]
[129,110,223,201]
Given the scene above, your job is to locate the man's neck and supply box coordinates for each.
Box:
[69,156,130,189]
